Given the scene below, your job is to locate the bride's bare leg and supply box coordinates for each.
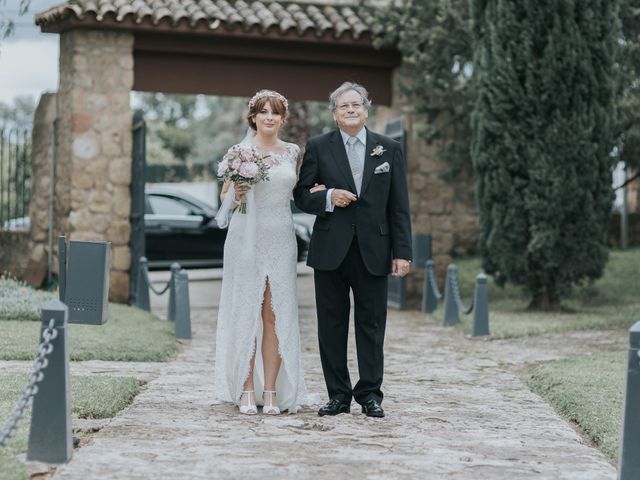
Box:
[262,280,281,411]
[240,339,257,413]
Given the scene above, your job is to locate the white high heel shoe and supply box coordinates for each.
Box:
[263,390,281,415]
[239,390,257,415]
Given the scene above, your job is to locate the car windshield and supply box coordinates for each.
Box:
[148,195,197,216]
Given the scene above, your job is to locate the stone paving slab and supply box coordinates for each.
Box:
[18,273,619,479]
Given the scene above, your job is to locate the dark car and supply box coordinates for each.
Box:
[144,187,310,269]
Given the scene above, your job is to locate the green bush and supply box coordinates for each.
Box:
[0,277,55,321]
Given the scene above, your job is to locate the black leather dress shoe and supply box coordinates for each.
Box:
[318,399,351,416]
[361,399,385,418]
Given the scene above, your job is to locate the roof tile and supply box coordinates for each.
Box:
[36,0,372,40]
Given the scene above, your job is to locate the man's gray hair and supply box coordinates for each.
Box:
[329,82,372,111]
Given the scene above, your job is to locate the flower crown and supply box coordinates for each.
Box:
[248,90,289,111]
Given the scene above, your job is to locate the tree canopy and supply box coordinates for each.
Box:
[368,0,474,181]
[471,0,619,310]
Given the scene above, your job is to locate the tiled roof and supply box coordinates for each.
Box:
[36,0,375,40]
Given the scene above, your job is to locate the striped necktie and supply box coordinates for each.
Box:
[347,136,363,194]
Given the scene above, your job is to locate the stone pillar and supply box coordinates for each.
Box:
[375,66,480,304]
[29,92,57,271]
[56,30,133,302]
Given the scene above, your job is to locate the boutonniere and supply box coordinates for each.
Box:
[370,145,386,157]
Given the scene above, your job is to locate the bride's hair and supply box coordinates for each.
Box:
[247,90,289,131]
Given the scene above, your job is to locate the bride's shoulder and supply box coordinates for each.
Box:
[285,142,301,158]
[284,142,301,154]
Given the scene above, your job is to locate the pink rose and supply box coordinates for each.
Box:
[240,149,253,162]
[239,162,258,178]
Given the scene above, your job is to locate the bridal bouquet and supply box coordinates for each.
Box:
[217,144,270,214]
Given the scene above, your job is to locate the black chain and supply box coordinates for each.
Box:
[450,269,474,315]
[141,263,171,296]
[0,318,58,447]
[427,264,443,300]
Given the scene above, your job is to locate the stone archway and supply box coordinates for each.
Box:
[29,0,478,302]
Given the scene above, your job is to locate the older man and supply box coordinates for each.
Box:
[293,82,412,418]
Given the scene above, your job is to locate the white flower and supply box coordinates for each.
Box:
[217,159,229,176]
[370,145,386,157]
[239,162,259,178]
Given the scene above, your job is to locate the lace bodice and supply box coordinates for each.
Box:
[252,143,299,219]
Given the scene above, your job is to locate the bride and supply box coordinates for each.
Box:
[214,90,321,415]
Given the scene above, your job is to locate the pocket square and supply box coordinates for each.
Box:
[374,162,390,174]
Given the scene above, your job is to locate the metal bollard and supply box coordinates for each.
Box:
[174,270,192,340]
[27,300,72,464]
[472,273,490,336]
[135,257,151,311]
[168,262,181,321]
[413,234,432,265]
[422,260,439,314]
[619,321,640,480]
[58,236,67,302]
[442,264,460,326]
[57,235,111,325]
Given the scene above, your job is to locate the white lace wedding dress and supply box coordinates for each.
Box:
[214,142,311,413]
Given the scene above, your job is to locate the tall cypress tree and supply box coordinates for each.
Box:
[471,0,619,310]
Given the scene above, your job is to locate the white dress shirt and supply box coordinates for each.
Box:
[325,127,367,212]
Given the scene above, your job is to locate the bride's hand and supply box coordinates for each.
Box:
[310,183,326,193]
[233,183,251,202]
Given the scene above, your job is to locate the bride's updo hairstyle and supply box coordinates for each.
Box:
[247,90,289,131]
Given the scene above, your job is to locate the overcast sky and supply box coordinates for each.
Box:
[0,0,61,104]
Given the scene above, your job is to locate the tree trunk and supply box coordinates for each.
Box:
[527,290,562,312]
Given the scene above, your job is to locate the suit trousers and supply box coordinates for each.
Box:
[314,237,388,405]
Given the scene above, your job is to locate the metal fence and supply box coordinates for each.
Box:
[0,129,31,231]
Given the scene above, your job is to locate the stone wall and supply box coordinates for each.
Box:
[0,232,31,276]
[374,67,480,302]
[56,30,134,301]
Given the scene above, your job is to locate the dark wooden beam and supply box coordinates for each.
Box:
[133,32,400,68]
[133,50,394,104]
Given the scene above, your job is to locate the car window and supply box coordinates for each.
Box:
[148,195,192,216]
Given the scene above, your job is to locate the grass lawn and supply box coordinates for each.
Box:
[524,351,626,461]
[0,374,143,480]
[0,302,179,362]
[430,248,640,338]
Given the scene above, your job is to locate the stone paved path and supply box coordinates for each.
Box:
[19,269,620,479]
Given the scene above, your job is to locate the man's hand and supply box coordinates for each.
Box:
[392,259,411,277]
[310,183,326,193]
[331,189,357,208]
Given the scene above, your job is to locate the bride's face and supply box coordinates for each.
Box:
[254,101,283,136]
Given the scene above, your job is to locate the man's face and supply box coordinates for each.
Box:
[333,90,368,132]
